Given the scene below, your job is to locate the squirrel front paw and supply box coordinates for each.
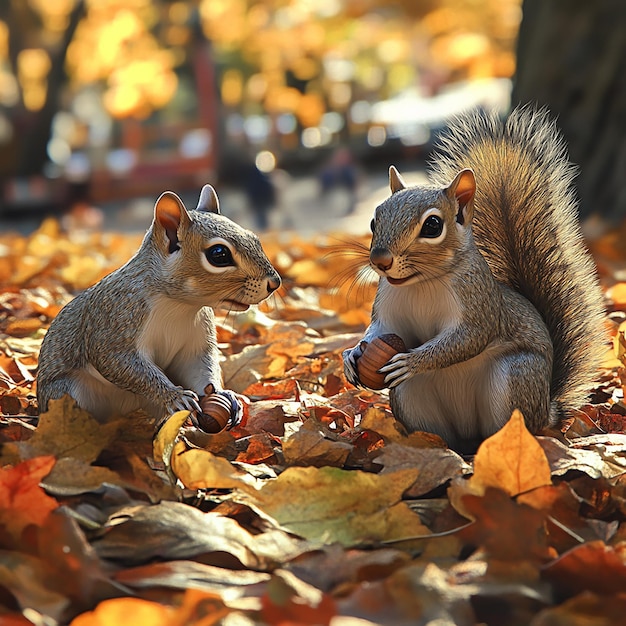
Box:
[379,351,415,387]
[169,388,203,415]
[213,388,244,427]
[342,343,364,387]
[197,384,243,430]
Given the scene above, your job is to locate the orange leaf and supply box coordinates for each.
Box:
[0,456,57,543]
[542,540,626,598]
[3,317,43,338]
[243,378,298,400]
[607,282,626,308]
[470,409,552,497]
[236,433,277,464]
[169,589,230,626]
[70,597,174,626]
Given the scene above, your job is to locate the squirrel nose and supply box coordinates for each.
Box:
[266,274,281,294]
[370,247,394,272]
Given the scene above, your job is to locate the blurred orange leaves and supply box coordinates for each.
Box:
[0,456,57,543]
[71,591,230,626]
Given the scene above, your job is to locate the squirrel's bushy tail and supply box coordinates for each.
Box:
[429,105,606,420]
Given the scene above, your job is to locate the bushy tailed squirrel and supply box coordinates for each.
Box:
[343,107,606,452]
[37,185,281,429]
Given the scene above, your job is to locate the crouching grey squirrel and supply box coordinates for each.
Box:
[37,184,280,430]
[343,107,606,452]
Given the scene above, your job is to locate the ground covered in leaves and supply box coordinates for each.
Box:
[2,217,626,625]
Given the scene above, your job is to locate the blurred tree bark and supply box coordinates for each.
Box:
[20,0,85,177]
[512,0,626,221]
[0,0,85,178]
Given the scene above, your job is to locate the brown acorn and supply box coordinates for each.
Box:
[357,333,407,389]
[196,392,232,433]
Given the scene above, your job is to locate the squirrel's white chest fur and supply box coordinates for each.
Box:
[73,296,210,420]
[138,295,207,367]
[375,278,462,347]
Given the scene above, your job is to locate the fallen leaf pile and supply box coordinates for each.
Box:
[1,216,626,624]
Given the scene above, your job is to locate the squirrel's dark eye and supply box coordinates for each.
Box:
[205,244,234,267]
[420,215,444,239]
[370,218,376,233]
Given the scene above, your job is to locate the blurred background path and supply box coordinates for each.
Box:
[0,166,426,237]
[106,165,426,237]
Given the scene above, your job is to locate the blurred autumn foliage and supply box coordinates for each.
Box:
[1,216,626,624]
[0,0,520,200]
[2,0,519,120]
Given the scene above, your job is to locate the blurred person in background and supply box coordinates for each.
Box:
[319,147,359,216]
[243,158,276,231]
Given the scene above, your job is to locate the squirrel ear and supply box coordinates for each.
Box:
[389,165,407,194]
[154,191,189,253]
[196,184,220,214]
[447,169,475,226]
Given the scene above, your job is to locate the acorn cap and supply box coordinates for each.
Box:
[378,333,407,353]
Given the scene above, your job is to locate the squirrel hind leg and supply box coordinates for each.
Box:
[62,367,144,421]
[37,375,111,421]
[37,377,74,416]
[388,349,553,450]
[485,351,553,436]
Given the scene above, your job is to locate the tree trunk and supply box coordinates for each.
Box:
[512,0,626,221]
[16,0,85,177]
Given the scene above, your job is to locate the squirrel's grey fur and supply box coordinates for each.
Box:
[37,185,280,428]
[343,106,606,452]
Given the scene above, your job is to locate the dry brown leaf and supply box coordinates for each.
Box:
[0,551,72,620]
[282,419,353,468]
[531,591,626,625]
[93,501,313,569]
[41,458,125,497]
[221,344,274,392]
[26,396,122,464]
[1,511,119,623]
[245,400,301,436]
[337,562,475,625]
[459,487,553,570]
[359,406,407,442]
[375,443,471,497]
[115,560,270,593]
[537,436,609,479]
